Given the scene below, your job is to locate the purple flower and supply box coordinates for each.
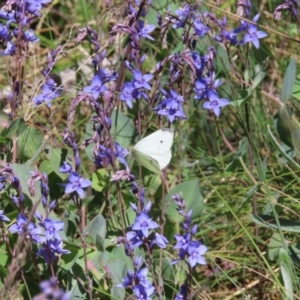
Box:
[120,82,137,108]
[133,70,153,90]
[126,230,144,249]
[136,267,152,288]
[173,5,191,28]
[37,238,70,264]
[191,52,205,71]
[194,19,210,37]
[174,233,191,250]
[137,20,155,40]
[33,277,71,300]
[24,29,39,42]
[64,172,91,198]
[33,78,60,107]
[9,214,32,234]
[26,0,52,16]
[114,142,129,167]
[194,78,208,100]
[116,270,134,287]
[83,74,107,99]
[156,99,186,123]
[41,218,64,240]
[95,145,113,167]
[0,24,11,41]
[174,284,187,300]
[59,161,73,173]
[243,14,268,49]
[0,41,15,56]
[132,212,159,238]
[187,241,207,267]
[203,91,230,116]
[29,224,46,244]
[133,284,155,300]
[0,210,10,222]
[151,233,169,248]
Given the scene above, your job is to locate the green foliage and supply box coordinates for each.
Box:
[2,0,300,299]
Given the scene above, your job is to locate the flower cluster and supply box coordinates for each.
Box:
[117,257,155,299]
[33,276,70,300]
[120,63,154,109]
[117,188,168,254]
[171,194,207,268]
[0,0,45,57]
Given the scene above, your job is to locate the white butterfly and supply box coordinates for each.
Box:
[132,129,174,174]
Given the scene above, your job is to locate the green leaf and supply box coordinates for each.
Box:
[6,118,26,138]
[0,110,10,131]
[268,232,283,261]
[10,163,41,202]
[282,58,296,103]
[250,214,300,232]
[39,160,54,175]
[49,147,70,179]
[84,215,107,250]
[18,126,43,160]
[279,248,294,300]
[110,109,136,147]
[0,136,9,143]
[164,180,203,223]
[91,169,107,192]
[275,106,293,149]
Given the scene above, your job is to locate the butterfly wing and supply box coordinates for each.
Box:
[133,129,174,173]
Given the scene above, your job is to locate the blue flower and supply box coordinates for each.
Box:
[9,214,33,234]
[33,78,60,107]
[64,172,91,198]
[33,277,71,300]
[126,230,144,249]
[156,99,186,123]
[194,19,210,37]
[137,20,155,40]
[0,210,10,222]
[187,241,207,267]
[173,5,191,28]
[243,14,268,49]
[174,284,188,300]
[132,212,159,238]
[151,233,169,248]
[114,142,129,167]
[37,238,70,264]
[0,41,15,56]
[203,91,230,116]
[83,74,107,99]
[120,82,137,108]
[133,284,155,300]
[133,70,153,90]
[116,269,134,287]
[59,161,73,173]
[41,218,64,241]
[24,29,39,42]
[0,24,11,41]
[29,224,46,244]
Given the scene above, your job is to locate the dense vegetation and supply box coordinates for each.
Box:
[0,0,300,299]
